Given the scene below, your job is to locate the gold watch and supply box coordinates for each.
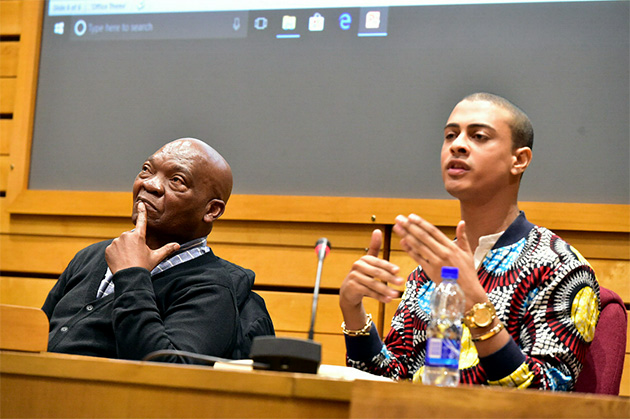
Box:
[463,302,496,329]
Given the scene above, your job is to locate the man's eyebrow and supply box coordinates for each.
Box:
[467,123,496,131]
[444,122,496,131]
[168,162,194,178]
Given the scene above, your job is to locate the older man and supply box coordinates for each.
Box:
[339,93,599,390]
[43,138,273,362]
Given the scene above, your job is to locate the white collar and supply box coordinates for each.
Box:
[473,231,504,269]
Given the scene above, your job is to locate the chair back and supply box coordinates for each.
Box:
[575,286,627,395]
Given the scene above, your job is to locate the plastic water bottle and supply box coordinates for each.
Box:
[422,266,466,387]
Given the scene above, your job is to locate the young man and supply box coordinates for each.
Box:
[43,138,273,362]
[339,93,599,390]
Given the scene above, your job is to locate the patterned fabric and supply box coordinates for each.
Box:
[96,237,209,298]
[346,213,600,391]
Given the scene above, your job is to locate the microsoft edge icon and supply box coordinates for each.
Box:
[339,13,352,31]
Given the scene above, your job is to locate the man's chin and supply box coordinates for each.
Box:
[444,182,464,198]
[131,213,160,229]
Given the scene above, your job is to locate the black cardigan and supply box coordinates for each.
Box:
[43,240,256,362]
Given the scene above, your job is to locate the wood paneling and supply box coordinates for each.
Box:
[0,41,18,76]
[0,1,22,35]
[6,351,626,419]
[211,243,367,289]
[0,351,353,418]
[622,354,630,397]
[0,119,11,154]
[0,78,15,113]
[0,276,54,307]
[7,191,630,233]
[350,379,630,418]
[0,234,103,273]
[0,154,8,190]
[589,259,630,302]
[257,291,380,335]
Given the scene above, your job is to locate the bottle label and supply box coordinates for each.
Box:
[425,337,460,368]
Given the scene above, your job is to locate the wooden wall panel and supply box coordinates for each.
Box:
[0,41,18,76]
[0,78,15,113]
[0,154,8,190]
[211,243,364,289]
[557,231,630,261]
[0,234,102,273]
[0,1,22,35]
[0,119,13,156]
[588,259,630,302]
[0,233,359,288]
[622,355,630,397]
[0,120,11,154]
[0,276,54,307]
[257,291,380,335]
[212,220,379,249]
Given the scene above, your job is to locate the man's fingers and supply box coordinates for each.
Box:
[152,242,180,264]
[406,214,452,246]
[455,220,471,253]
[349,270,402,302]
[396,214,459,263]
[366,229,382,257]
[354,256,401,281]
[135,201,148,236]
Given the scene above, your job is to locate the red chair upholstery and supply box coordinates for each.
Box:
[575,286,627,395]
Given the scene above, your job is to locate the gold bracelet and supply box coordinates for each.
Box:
[471,322,505,342]
[341,313,373,336]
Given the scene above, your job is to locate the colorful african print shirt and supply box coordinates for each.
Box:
[345,212,600,391]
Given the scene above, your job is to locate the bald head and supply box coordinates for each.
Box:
[161,137,233,203]
[132,137,233,247]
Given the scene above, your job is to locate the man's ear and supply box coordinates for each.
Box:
[511,147,532,176]
[203,199,226,223]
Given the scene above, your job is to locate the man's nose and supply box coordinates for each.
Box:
[141,175,164,195]
[450,133,469,155]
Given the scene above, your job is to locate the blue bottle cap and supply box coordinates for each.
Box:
[441,266,459,279]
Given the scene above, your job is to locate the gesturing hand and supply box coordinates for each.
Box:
[105,202,180,274]
[340,229,404,308]
[393,214,488,309]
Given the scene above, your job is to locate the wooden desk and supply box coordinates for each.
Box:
[1,351,628,418]
[0,351,351,418]
[350,380,630,418]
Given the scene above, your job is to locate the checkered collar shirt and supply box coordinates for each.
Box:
[96,237,210,299]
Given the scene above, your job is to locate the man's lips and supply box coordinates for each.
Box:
[136,197,158,212]
[445,159,470,176]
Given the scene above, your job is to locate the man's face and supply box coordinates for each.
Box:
[132,141,213,244]
[441,100,517,202]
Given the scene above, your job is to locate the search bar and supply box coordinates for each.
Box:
[64,12,249,41]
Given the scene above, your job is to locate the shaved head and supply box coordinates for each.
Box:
[133,137,233,247]
[161,138,233,203]
[461,93,534,150]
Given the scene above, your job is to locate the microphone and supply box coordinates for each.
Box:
[308,238,331,340]
[249,238,331,374]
